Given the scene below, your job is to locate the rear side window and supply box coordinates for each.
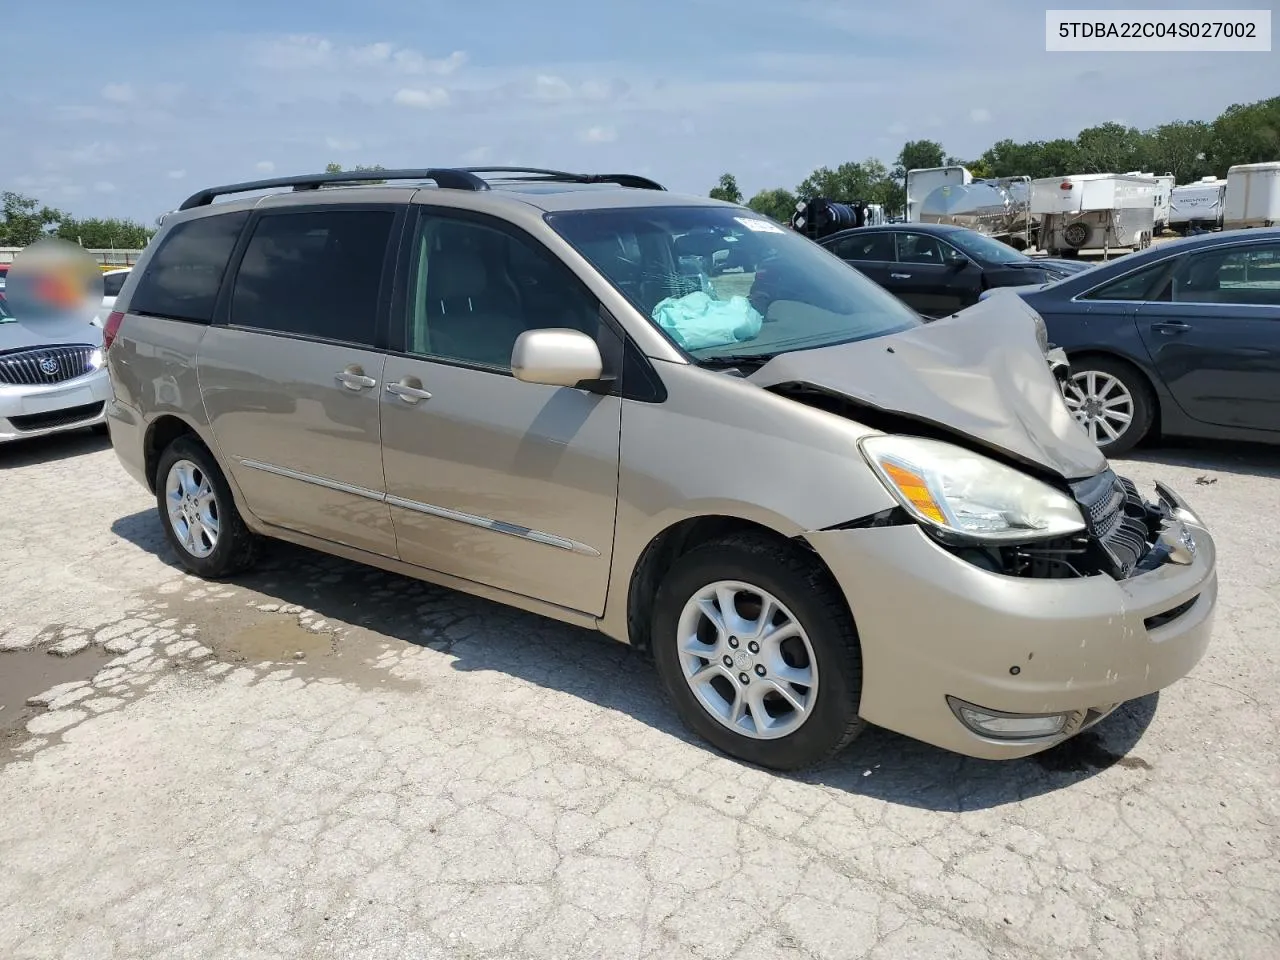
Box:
[229,210,395,345]
[129,213,249,322]
[103,272,129,298]
[1082,261,1173,302]
[831,233,894,261]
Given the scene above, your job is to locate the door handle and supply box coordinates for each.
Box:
[890,272,912,279]
[335,367,377,390]
[1151,320,1191,335]
[385,378,432,403]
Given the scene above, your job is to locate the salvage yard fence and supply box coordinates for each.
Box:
[0,247,145,268]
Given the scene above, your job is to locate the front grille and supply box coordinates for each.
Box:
[0,344,99,386]
[8,401,104,432]
[1070,470,1153,578]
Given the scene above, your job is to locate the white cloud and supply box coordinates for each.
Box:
[256,160,276,173]
[888,120,908,135]
[167,170,186,179]
[93,181,118,194]
[970,107,992,123]
[325,136,361,151]
[391,49,467,76]
[532,75,575,101]
[101,83,136,103]
[581,125,617,144]
[351,42,394,65]
[59,185,86,198]
[392,87,450,109]
[529,75,618,103]
[256,34,334,69]
[462,145,492,163]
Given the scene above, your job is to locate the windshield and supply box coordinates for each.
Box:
[944,230,1031,265]
[547,205,921,361]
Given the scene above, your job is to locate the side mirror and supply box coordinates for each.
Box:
[947,256,970,271]
[511,328,605,388]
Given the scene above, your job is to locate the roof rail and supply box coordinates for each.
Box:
[458,167,667,191]
[177,168,491,211]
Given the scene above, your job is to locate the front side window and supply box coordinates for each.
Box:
[944,230,1027,265]
[548,206,920,361]
[1172,243,1280,307]
[128,212,249,323]
[895,233,946,265]
[405,214,599,370]
[103,271,129,298]
[229,209,395,345]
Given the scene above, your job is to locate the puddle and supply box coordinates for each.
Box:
[1,646,112,734]
[216,618,336,664]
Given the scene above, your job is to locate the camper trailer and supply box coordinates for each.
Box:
[1029,173,1156,257]
[1223,162,1280,230]
[1123,171,1176,232]
[1169,176,1227,233]
[905,165,972,222]
[918,176,1036,248]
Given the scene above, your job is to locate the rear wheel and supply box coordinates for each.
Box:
[1061,356,1155,456]
[156,436,259,578]
[651,534,865,771]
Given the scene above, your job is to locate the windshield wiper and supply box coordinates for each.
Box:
[696,353,776,371]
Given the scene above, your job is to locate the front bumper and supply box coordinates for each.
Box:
[807,483,1217,760]
[0,369,112,442]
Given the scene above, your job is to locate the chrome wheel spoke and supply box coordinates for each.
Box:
[165,458,220,559]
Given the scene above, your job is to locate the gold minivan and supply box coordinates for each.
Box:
[103,168,1217,770]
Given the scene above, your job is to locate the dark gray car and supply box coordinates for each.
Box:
[992,228,1280,456]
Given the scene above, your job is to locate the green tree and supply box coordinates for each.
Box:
[1147,120,1214,181]
[325,162,388,183]
[1076,122,1148,173]
[746,188,797,223]
[1208,97,1280,173]
[892,140,947,181]
[709,173,743,204]
[0,192,65,247]
[56,217,153,248]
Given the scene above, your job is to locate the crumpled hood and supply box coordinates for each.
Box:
[0,314,104,351]
[750,295,1107,480]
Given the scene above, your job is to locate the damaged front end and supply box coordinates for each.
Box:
[948,468,1200,582]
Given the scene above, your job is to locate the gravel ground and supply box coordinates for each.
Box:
[1,430,1277,960]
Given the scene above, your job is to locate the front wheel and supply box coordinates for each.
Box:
[1060,357,1155,456]
[156,436,260,578]
[651,534,865,771]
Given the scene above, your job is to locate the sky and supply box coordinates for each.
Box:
[2,0,1275,224]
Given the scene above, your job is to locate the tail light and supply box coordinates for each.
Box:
[103,310,125,351]
[1060,181,1073,190]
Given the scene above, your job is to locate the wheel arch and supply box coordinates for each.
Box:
[622,514,847,655]
[143,414,206,493]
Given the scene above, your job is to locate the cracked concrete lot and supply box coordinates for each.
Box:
[1,431,1277,960]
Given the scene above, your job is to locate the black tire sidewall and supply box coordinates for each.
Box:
[155,438,247,578]
[652,540,862,771]
[1066,357,1154,457]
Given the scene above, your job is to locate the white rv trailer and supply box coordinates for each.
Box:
[1223,162,1280,230]
[905,165,971,222]
[1029,173,1157,257]
[1123,171,1176,232]
[1169,176,1228,233]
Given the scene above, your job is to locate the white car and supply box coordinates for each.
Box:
[94,268,131,327]
[0,296,112,443]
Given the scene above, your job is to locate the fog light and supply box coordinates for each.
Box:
[947,696,1069,740]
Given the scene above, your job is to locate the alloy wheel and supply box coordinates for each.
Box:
[1062,370,1135,446]
[164,458,220,559]
[675,580,818,740]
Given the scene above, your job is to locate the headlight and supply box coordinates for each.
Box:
[859,436,1086,543]
[1030,311,1048,354]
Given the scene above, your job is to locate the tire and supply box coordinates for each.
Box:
[1061,356,1156,457]
[155,436,259,578]
[651,534,865,771]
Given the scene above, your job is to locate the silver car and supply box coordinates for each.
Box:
[103,167,1218,770]
[0,294,111,443]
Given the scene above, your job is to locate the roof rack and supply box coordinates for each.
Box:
[178,166,666,211]
[177,168,490,210]
[458,167,667,191]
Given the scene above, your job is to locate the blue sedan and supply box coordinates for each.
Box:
[987,228,1280,456]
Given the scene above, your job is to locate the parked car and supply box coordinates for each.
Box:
[105,166,1217,770]
[990,227,1280,456]
[0,293,111,443]
[820,223,1091,318]
[95,267,131,326]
